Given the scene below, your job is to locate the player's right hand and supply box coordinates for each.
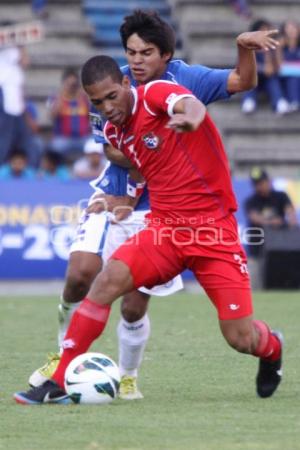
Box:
[167,113,203,133]
[237,30,280,51]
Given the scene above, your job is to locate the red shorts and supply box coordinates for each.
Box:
[111,215,253,320]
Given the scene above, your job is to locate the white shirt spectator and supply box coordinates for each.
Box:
[73,138,106,180]
[0,46,25,115]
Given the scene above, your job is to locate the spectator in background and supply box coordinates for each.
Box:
[32,0,48,19]
[0,149,36,179]
[25,99,41,136]
[47,68,91,160]
[241,19,290,115]
[280,20,300,112]
[244,168,298,289]
[0,34,43,166]
[73,138,106,180]
[228,0,252,19]
[24,99,45,166]
[244,167,298,258]
[38,150,71,181]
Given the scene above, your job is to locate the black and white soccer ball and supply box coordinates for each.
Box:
[64,352,120,404]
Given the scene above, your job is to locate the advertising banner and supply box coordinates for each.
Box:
[1,178,299,279]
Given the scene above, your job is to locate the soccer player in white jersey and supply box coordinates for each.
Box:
[29,10,280,399]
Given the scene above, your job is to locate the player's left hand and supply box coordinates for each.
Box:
[86,193,137,221]
[237,30,280,51]
[86,193,107,214]
[110,196,138,223]
[167,114,200,133]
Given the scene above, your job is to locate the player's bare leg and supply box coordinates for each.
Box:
[29,250,154,393]
[15,259,135,404]
[219,316,259,353]
[65,253,152,401]
[28,251,103,387]
[61,251,103,346]
[219,316,283,398]
[118,291,150,399]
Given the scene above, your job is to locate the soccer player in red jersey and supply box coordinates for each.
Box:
[14,55,283,404]
[28,11,281,400]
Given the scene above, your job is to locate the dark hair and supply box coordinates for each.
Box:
[250,19,271,32]
[62,67,79,81]
[250,167,269,184]
[43,150,64,167]
[81,55,123,86]
[9,149,27,160]
[120,9,175,61]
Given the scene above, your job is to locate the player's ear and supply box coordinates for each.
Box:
[122,75,131,89]
[162,52,172,64]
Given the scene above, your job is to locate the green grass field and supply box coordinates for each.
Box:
[1,291,300,450]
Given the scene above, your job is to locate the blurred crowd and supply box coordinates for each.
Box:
[0,44,106,180]
[0,16,299,179]
[241,18,300,115]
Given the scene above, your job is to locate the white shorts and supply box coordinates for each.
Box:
[70,207,183,297]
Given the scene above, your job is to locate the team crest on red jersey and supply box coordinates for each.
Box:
[142,132,161,150]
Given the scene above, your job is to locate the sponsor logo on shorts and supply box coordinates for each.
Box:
[229,304,240,311]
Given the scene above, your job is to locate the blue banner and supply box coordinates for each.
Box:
[0,178,299,279]
[0,180,91,279]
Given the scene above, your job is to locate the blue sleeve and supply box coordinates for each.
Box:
[93,163,129,196]
[177,64,231,105]
[89,106,107,144]
[91,163,150,210]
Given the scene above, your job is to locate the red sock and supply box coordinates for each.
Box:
[252,320,281,362]
[52,298,111,388]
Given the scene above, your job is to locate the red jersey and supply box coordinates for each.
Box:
[104,81,237,226]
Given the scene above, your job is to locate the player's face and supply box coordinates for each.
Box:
[11,156,27,174]
[85,75,133,126]
[255,179,272,196]
[126,33,171,85]
[63,74,80,94]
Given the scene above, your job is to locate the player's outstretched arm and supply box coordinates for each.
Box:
[167,97,206,133]
[227,29,280,93]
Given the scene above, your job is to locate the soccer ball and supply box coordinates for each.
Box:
[64,352,120,404]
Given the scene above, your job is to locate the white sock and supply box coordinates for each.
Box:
[117,314,151,378]
[57,297,82,351]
